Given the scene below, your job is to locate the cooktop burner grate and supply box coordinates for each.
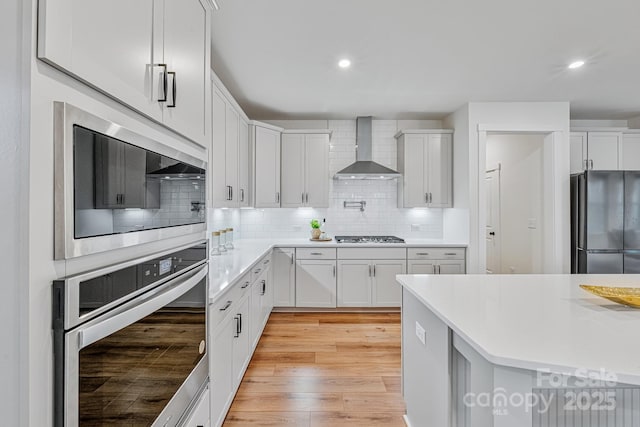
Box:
[334,235,405,244]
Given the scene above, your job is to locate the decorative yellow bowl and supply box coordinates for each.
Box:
[580,285,640,308]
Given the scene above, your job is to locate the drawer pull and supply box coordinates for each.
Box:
[254,268,262,274]
[263,259,270,265]
[416,252,430,255]
[444,252,457,256]
[310,252,323,255]
[219,300,232,311]
[241,281,250,289]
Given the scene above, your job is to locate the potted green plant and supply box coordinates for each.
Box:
[310,219,322,239]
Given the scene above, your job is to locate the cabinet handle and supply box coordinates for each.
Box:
[219,300,232,311]
[444,252,457,256]
[432,265,436,274]
[291,255,294,265]
[156,63,167,102]
[167,71,176,108]
[368,265,372,277]
[416,252,429,256]
[230,186,233,201]
[234,316,240,338]
[241,281,250,289]
[263,259,270,265]
[429,193,433,203]
[240,189,244,202]
[425,193,428,203]
[261,279,266,295]
[305,193,309,203]
[238,313,242,334]
[226,186,232,201]
[122,194,125,205]
[254,268,262,275]
[437,265,441,274]
[373,264,376,277]
[310,252,323,256]
[302,192,305,203]
[333,265,336,277]
[276,192,280,203]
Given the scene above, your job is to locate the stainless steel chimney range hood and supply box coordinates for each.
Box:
[334,116,401,180]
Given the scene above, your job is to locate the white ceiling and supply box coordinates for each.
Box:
[211,0,640,120]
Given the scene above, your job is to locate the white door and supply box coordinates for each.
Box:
[622,134,640,171]
[212,90,228,207]
[337,260,371,307]
[254,126,281,208]
[38,0,162,121]
[224,104,239,206]
[280,134,305,208]
[427,134,453,207]
[210,314,233,427]
[407,260,436,274]
[404,135,427,207]
[272,249,295,307]
[371,260,405,307]
[304,134,330,207]
[161,0,208,144]
[570,132,587,173]
[437,260,466,274]
[295,260,336,308]
[238,118,250,207]
[587,132,622,170]
[485,168,501,274]
[231,295,249,387]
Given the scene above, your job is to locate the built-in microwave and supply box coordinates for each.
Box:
[54,102,207,259]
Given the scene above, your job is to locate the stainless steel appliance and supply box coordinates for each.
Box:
[54,102,207,259]
[335,235,406,243]
[53,242,208,427]
[571,171,640,273]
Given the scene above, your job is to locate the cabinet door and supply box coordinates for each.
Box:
[254,127,281,208]
[408,260,436,274]
[371,260,405,307]
[212,90,228,207]
[161,0,209,144]
[273,248,295,307]
[232,295,250,387]
[403,135,427,207]
[225,103,239,206]
[622,134,640,171]
[94,136,123,208]
[280,134,305,208]
[38,0,161,121]
[337,260,371,307]
[437,260,465,274]
[238,119,250,207]
[587,132,622,170]
[210,314,233,427]
[121,144,147,208]
[426,134,452,208]
[249,278,263,349]
[260,272,273,326]
[304,134,330,207]
[295,260,337,308]
[570,132,588,174]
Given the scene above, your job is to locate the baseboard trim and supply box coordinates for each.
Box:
[272,307,400,313]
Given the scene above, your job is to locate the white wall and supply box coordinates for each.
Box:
[210,119,457,240]
[486,134,545,274]
[629,115,640,128]
[0,0,29,424]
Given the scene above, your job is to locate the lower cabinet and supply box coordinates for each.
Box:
[295,260,337,307]
[210,310,234,427]
[408,259,465,274]
[232,295,250,386]
[273,248,295,307]
[182,385,210,427]
[337,259,405,307]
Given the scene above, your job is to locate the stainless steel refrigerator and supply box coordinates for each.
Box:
[571,170,640,273]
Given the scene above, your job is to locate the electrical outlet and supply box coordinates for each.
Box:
[415,321,426,345]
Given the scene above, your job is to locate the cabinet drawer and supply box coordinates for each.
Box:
[296,248,337,260]
[237,272,252,298]
[338,248,406,260]
[408,248,465,260]
[210,287,240,328]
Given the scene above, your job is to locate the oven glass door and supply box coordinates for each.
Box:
[66,266,207,426]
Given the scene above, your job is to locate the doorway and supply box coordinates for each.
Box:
[485,133,546,274]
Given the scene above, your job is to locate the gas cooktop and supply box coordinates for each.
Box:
[334,235,405,244]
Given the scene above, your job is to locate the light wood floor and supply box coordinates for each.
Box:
[223,312,405,427]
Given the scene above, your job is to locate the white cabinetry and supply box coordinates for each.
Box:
[249,256,272,349]
[231,294,250,386]
[336,248,406,307]
[281,132,330,208]
[273,248,295,307]
[570,131,623,172]
[252,123,282,208]
[209,300,234,427]
[212,89,249,207]
[407,248,466,274]
[622,133,640,170]
[182,385,210,427]
[396,130,453,208]
[38,0,211,145]
[295,249,337,308]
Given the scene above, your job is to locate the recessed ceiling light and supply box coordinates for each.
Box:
[338,59,351,69]
[568,60,585,69]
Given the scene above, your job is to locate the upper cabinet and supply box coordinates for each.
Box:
[395,130,453,208]
[570,131,625,172]
[38,0,211,146]
[622,133,640,171]
[281,131,331,208]
[252,123,282,208]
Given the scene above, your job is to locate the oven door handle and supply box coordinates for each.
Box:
[77,265,207,350]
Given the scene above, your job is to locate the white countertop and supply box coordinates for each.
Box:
[397,273,640,386]
[208,238,467,303]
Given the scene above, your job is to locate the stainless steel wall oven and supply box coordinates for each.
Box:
[53,241,208,426]
[54,102,207,260]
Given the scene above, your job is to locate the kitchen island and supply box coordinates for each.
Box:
[397,273,640,427]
